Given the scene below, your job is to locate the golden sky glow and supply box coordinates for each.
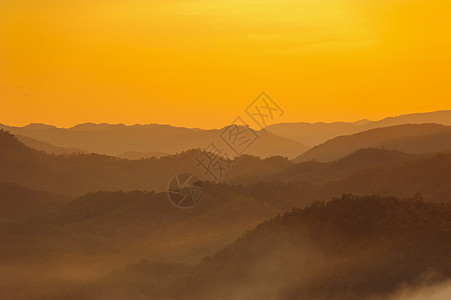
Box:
[1,0,450,128]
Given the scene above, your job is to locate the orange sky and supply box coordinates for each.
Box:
[1,0,450,128]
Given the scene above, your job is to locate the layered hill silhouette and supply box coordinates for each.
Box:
[0,185,278,265]
[0,184,281,300]
[1,145,450,266]
[0,129,200,196]
[225,148,419,186]
[2,110,450,161]
[16,135,87,155]
[3,110,449,161]
[0,123,308,159]
[0,130,295,196]
[294,123,451,162]
[266,110,451,146]
[2,152,450,267]
[230,151,451,206]
[1,129,450,203]
[2,121,451,299]
[51,195,451,300]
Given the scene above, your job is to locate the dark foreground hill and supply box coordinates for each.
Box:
[0,184,278,300]
[0,185,277,265]
[54,195,451,300]
[1,152,450,299]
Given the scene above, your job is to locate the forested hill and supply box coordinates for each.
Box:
[55,194,451,300]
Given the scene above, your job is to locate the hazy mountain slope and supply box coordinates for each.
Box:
[229,151,451,208]
[2,130,449,203]
[4,148,449,264]
[0,129,196,196]
[0,186,277,265]
[2,147,451,299]
[0,185,278,300]
[226,148,418,186]
[16,135,87,155]
[247,129,309,158]
[55,195,451,300]
[0,183,67,222]
[381,131,451,153]
[266,110,451,146]
[328,152,451,202]
[294,124,451,162]
[360,110,451,130]
[0,123,197,155]
[0,123,308,159]
[265,121,364,146]
[223,154,293,184]
[287,148,417,185]
[0,130,295,196]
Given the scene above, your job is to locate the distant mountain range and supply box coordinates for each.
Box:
[16,135,87,155]
[1,110,450,160]
[266,110,451,146]
[1,127,450,200]
[0,123,308,159]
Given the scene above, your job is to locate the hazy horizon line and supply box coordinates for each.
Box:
[1,109,450,131]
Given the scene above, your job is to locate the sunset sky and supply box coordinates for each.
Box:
[1,0,450,128]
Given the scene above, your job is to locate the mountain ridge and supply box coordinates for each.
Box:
[294,123,451,162]
[266,110,451,146]
[0,123,308,158]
